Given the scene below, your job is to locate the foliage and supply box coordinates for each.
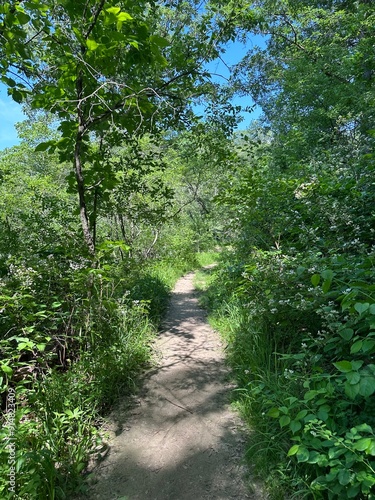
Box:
[195,1,375,498]
[0,241,200,498]
[200,246,375,498]
[0,109,218,498]
[1,0,374,498]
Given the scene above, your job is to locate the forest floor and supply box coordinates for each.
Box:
[85,269,263,499]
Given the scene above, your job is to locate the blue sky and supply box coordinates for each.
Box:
[0,83,27,150]
[0,36,265,151]
[204,35,265,126]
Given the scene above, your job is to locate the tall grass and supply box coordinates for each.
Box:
[196,249,375,499]
[194,258,301,498]
[1,253,200,499]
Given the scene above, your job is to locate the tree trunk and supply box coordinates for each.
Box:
[74,128,95,255]
[74,71,95,256]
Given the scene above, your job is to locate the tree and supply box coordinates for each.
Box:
[0,117,76,259]
[1,0,219,255]
[226,0,375,165]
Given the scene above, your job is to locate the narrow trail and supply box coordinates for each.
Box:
[88,270,261,499]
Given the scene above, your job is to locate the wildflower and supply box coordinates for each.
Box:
[284,369,294,379]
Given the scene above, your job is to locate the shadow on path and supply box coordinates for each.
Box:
[87,271,260,500]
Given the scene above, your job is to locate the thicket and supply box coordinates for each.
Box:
[2,0,374,499]
[197,1,375,498]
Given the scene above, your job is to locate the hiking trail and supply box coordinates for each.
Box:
[87,270,262,499]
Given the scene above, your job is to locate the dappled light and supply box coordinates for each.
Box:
[88,271,256,499]
[1,0,374,498]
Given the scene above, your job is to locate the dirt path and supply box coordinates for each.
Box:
[88,270,261,500]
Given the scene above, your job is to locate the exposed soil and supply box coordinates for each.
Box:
[86,269,262,500]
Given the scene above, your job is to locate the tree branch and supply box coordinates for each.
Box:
[84,0,106,41]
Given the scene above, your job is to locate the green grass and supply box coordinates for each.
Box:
[1,252,204,500]
[193,262,301,499]
[195,250,220,267]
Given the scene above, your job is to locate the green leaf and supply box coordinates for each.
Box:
[338,328,354,341]
[150,35,170,48]
[359,376,375,398]
[287,444,299,456]
[317,409,329,421]
[338,468,351,486]
[345,381,360,399]
[351,360,364,370]
[86,38,99,51]
[350,340,363,354]
[333,361,352,373]
[106,6,121,14]
[368,441,375,456]
[279,415,290,427]
[354,424,373,433]
[12,89,24,103]
[354,302,370,315]
[267,407,279,418]
[1,76,16,87]
[17,342,30,350]
[117,12,133,22]
[322,279,333,294]
[321,269,334,280]
[311,274,320,286]
[307,451,321,464]
[295,409,308,420]
[16,11,30,25]
[347,484,361,498]
[321,269,334,293]
[353,437,373,452]
[346,371,360,385]
[35,141,53,152]
[328,447,346,459]
[304,390,318,401]
[1,364,13,376]
[362,340,375,353]
[296,266,306,276]
[290,420,302,434]
[296,446,310,462]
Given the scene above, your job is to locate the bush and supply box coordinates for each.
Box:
[0,248,200,499]
[200,248,375,499]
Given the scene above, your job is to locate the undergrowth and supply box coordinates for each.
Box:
[197,249,375,499]
[0,250,201,499]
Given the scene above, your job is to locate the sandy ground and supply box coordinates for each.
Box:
[86,270,262,500]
